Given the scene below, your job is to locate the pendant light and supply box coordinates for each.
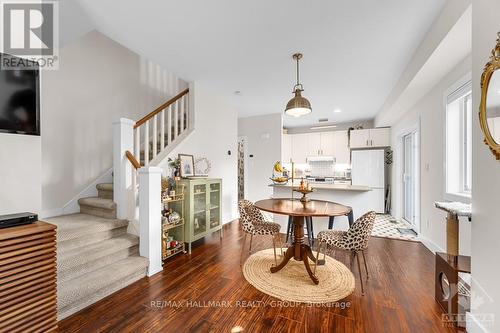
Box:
[284,53,312,117]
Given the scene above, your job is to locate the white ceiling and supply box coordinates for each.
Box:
[375,4,472,126]
[74,0,446,127]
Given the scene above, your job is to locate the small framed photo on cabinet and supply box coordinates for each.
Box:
[178,154,195,178]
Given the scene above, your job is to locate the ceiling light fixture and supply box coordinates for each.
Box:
[284,53,312,118]
[310,124,338,130]
[333,109,342,113]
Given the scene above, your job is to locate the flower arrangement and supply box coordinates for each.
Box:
[168,157,181,177]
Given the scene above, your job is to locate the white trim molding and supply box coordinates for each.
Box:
[466,312,490,333]
[41,168,113,218]
[419,234,445,254]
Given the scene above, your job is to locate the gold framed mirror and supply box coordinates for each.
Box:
[480,32,500,160]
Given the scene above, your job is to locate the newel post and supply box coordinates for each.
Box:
[138,166,163,276]
[113,118,135,220]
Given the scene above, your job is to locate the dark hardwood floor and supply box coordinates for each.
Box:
[59,220,457,333]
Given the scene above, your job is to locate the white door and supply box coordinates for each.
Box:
[402,131,419,229]
[307,133,321,156]
[291,133,309,163]
[369,128,391,147]
[320,132,335,156]
[349,129,370,148]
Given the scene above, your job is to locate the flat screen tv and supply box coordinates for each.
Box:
[0,53,40,136]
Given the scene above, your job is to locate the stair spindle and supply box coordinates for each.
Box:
[173,102,178,141]
[134,126,140,163]
[152,114,158,159]
[184,94,189,130]
[179,96,184,136]
[144,120,149,166]
[160,109,165,149]
[167,105,172,146]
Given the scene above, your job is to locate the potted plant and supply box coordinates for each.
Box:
[168,157,181,178]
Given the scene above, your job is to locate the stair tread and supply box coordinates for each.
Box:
[46,213,128,242]
[78,197,116,210]
[58,234,139,269]
[58,256,148,310]
[96,183,113,191]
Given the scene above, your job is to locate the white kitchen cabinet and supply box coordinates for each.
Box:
[332,130,350,164]
[288,131,349,163]
[307,133,321,156]
[306,132,334,156]
[369,128,391,147]
[320,132,335,156]
[350,128,390,148]
[349,129,370,148]
[291,133,309,163]
[282,134,292,163]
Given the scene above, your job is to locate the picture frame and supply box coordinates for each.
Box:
[178,154,195,178]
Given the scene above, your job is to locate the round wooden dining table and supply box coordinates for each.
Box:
[254,198,351,285]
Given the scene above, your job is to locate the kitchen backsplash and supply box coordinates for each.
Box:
[308,160,334,177]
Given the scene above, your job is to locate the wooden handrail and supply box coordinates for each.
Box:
[134,88,189,129]
[126,150,142,170]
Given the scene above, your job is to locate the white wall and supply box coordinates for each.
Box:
[0,134,41,215]
[41,30,187,216]
[238,113,282,203]
[469,1,500,331]
[390,55,472,254]
[158,82,239,223]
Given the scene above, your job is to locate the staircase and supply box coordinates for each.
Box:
[44,87,192,320]
[46,183,148,320]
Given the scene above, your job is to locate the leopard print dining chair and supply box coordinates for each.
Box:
[315,211,376,295]
[238,200,283,266]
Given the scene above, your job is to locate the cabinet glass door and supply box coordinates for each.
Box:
[193,183,207,236]
[208,182,220,228]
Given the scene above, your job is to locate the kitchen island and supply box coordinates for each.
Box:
[270,182,382,233]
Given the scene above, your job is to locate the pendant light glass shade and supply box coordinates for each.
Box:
[284,53,312,117]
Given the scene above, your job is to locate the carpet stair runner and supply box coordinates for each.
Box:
[46,183,149,320]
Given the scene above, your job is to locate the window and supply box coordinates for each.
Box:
[445,80,472,199]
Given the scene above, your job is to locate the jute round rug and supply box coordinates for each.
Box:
[242,248,355,303]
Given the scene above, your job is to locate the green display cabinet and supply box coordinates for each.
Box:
[177,178,223,253]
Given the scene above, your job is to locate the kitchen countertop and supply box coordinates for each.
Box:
[270,182,372,192]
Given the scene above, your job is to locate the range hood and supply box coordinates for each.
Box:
[307,156,336,162]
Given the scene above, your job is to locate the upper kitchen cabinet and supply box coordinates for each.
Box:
[320,132,335,156]
[369,128,391,147]
[291,133,309,163]
[349,128,391,148]
[307,133,321,156]
[282,131,350,164]
[307,132,334,156]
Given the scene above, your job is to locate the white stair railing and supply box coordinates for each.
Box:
[133,88,190,166]
[113,87,193,276]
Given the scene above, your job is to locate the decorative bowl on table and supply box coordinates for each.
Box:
[292,187,315,202]
[270,177,289,185]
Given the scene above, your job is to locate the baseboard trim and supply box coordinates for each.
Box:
[466,312,490,333]
[41,168,113,218]
[418,235,444,254]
